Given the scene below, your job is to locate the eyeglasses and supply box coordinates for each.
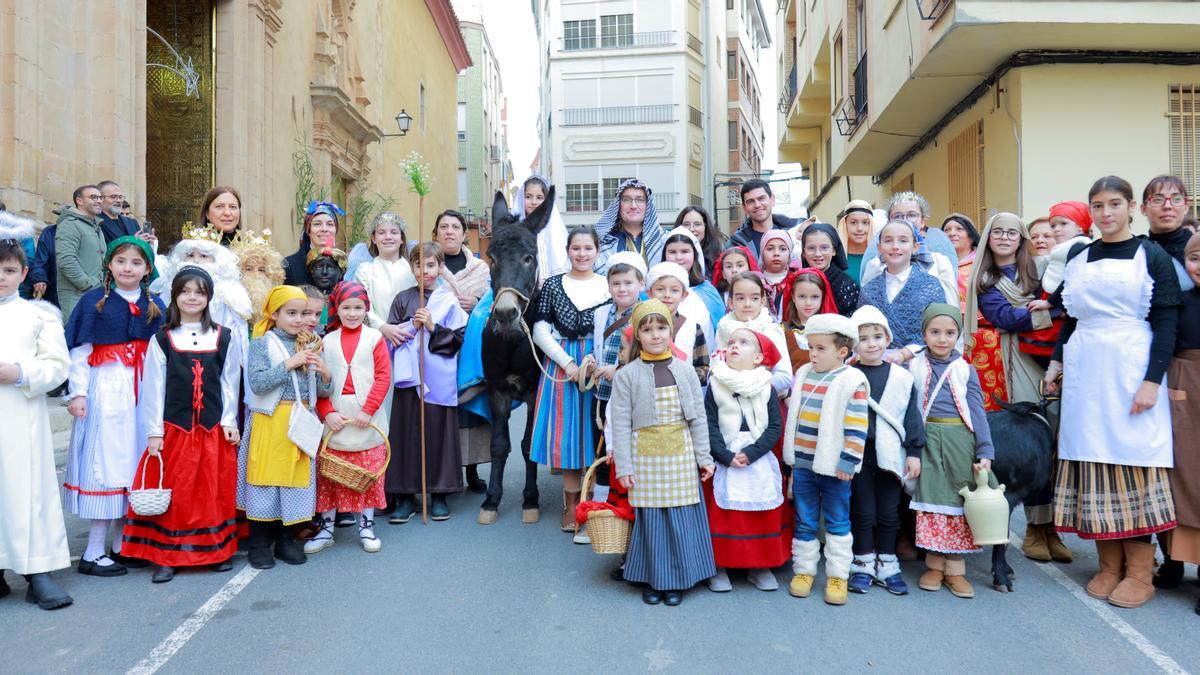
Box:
[620,197,647,206]
[105,193,125,202]
[805,245,834,255]
[989,229,1022,240]
[1147,195,1186,207]
[890,211,923,222]
[85,195,102,201]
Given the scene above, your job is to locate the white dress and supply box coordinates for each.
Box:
[0,295,72,574]
[354,256,416,329]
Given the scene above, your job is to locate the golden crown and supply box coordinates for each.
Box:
[181,220,224,243]
[229,227,274,252]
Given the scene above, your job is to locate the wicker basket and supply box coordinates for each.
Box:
[578,453,631,555]
[129,453,171,516]
[317,423,391,494]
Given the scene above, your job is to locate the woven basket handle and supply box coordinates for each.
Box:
[320,423,392,481]
[140,451,165,490]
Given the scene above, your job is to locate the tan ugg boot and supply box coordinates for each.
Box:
[918,552,945,592]
[1108,540,1156,608]
[1022,523,1052,562]
[1086,540,1126,600]
[1045,526,1074,563]
[943,555,975,599]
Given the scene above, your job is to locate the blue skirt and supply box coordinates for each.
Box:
[530,339,596,470]
[623,500,717,591]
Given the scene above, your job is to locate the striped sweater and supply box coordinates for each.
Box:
[783,365,869,476]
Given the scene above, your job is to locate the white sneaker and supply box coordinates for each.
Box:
[359,516,381,553]
[573,522,591,545]
[747,568,779,591]
[303,518,335,554]
[707,568,733,592]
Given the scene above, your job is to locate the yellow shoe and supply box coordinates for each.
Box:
[825,577,849,605]
[789,573,814,598]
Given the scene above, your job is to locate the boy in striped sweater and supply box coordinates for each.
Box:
[783,313,869,605]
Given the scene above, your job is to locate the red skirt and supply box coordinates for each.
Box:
[123,424,238,567]
[703,431,793,569]
[316,442,388,513]
[970,326,1007,411]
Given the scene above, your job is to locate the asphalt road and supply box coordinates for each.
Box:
[4,407,1199,674]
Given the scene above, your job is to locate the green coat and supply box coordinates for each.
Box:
[55,208,105,321]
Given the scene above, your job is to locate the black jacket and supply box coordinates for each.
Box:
[726,213,796,263]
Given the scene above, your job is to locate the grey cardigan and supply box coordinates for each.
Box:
[608,357,712,479]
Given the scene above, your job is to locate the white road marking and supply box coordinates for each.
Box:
[1014,531,1189,675]
[126,564,262,675]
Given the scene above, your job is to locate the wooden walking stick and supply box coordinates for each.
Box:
[418,243,429,525]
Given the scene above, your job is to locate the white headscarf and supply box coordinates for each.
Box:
[660,225,706,276]
[516,174,571,283]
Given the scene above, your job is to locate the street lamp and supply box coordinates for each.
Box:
[382,109,413,138]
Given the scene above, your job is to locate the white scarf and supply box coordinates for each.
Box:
[716,307,786,353]
[709,360,783,511]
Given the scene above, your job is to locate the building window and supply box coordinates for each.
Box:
[832,33,844,105]
[457,102,467,141]
[727,50,737,77]
[602,177,635,198]
[1169,85,1200,219]
[600,14,633,48]
[565,183,600,212]
[726,0,735,9]
[457,168,468,208]
[948,120,986,226]
[728,121,738,150]
[420,83,426,132]
[563,20,596,51]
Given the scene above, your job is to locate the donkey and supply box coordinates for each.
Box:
[476,187,556,525]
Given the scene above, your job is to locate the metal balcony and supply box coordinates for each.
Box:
[689,106,703,128]
[560,30,675,52]
[778,63,797,114]
[561,104,675,126]
[853,53,868,119]
[655,192,679,210]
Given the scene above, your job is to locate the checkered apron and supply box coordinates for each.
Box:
[629,385,699,508]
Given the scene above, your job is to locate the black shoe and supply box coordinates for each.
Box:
[78,555,128,577]
[610,565,625,582]
[389,496,416,524]
[108,551,150,568]
[212,559,233,572]
[0,571,9,599]
[430,495,451,521]
[335,511,356,528]
[663,591,683,606]
[152,566,175,583]
[466,466,487,493]
[377,497,397,517]
[1154,559,1184,589]
[274,526,307,565]
[23,573,72,610]
[247,522,276,570]
[642,588,663,605]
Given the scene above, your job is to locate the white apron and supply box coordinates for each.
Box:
[1059,246,1172,467]
[713,430,783,511]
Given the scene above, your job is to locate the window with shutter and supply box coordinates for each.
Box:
[947,120,985,226]
[1168,85,1199,220]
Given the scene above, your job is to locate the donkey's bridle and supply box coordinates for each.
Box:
[490,286,584,387]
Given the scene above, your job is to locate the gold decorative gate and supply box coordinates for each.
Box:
[145,0,214,246]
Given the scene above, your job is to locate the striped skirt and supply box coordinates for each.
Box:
[623,500,717,591]
[62,362,139,520]
[1053,459,1176,540]
[530,338,596,471]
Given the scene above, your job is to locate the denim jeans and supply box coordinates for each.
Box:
[792,466,852,541]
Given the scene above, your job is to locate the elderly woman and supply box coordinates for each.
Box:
[939,213,980,313]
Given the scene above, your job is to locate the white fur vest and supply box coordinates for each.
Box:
[865,363,914,481]
[783,364,869,475]
[323,326,389,451]
[909,353,973,431]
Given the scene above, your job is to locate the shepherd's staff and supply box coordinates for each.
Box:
[418,243,429,525]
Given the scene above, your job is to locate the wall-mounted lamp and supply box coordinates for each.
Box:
[382,109,413,138]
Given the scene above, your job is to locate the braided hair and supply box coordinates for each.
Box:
[94,241,161,322]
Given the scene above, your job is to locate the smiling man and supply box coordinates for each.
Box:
[728,179,795,264]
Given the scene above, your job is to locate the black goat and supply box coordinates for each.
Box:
[986,397,1056,592]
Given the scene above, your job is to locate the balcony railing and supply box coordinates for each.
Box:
[687,33,702,55]
[561,30,675,52]
[852,53,868,119]
[688,106,702,127]
[688,193,703,207]
[655,192,679,210]
[561,104,675,127]
[490,144,501,161]
[778,63,797,114]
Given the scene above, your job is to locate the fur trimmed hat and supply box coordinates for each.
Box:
[804,312,859,346]
[851,305,893,344]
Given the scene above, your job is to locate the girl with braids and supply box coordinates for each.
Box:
[62,236,165,576]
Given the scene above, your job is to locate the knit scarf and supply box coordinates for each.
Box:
[717,307,786,355]
[709,360,773,447]
[992,276,1048,405]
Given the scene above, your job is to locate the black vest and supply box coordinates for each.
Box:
[157,326,231,432]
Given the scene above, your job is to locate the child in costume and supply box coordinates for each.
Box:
[781,268,838,374]
[910,303,997,599]
[63,236,165,577]
[704,328,787,592]
[644,262,710,386]
[353,211,415,343]
[783,313,869,606]
[712,246,757,309]
[530,227,610,531]
[307,281,392,553]
[659,225,722,339]
[123,266,242,583]
[759,231,801,321]
[847,305,925,595]
[239,285,334,569]
[0,214,73,609]
[715,272,791,393]
[306,238,347,325]
[385,243,469,523]
[230,228,285,325]
[610,299,716,606]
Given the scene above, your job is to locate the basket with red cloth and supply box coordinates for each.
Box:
[575,453,634,555]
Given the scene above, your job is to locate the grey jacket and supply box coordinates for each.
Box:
[608,357,712,479]
[55,207,105,320]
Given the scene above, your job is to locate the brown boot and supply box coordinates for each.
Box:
[1022,523,1052,562]
[1108,540,1156,608]
[918,552,945,591]
[1045,526,1074,563]
[561,490,581,532]
[1086,540,1125,600]
[896,531,920,562]
[943,556,975,598]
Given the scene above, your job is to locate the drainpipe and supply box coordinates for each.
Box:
[701,0,712,220]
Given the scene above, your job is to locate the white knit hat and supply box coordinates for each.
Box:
[606,250,648,280]
[850,305,892,344]
[646,261,689,290]
[804,312,859,346]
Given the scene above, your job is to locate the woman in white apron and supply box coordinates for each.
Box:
[1044,175,1182,610]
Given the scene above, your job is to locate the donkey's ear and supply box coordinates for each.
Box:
[525,185,555,234]
[492,191,514,230]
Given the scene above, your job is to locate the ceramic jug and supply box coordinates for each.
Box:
[959,469,1009,545]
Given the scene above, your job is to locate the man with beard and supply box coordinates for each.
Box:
[231,229,285,324]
